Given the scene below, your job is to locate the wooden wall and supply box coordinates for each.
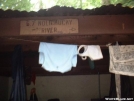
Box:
[0,15,134,76]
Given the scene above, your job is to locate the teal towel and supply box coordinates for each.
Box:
[88,58,95,69]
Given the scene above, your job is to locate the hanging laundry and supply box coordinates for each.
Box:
[109,45,134,76]
[39,52,45,64]
[88,58,95,69]
[39,42,77,73]
[109,74,132,98]
[78,45,103,60]
[9,45,26,101]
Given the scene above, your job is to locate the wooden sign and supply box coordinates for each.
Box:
[20,19,78,35]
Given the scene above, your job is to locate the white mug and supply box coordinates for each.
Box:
[78,45,103,60]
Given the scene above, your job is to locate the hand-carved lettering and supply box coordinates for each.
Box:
[21,19,78,35]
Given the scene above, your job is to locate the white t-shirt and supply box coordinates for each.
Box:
[39,42,77,73]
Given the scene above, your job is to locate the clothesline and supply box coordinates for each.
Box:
[1,37,40,43]
[0,36,112,47]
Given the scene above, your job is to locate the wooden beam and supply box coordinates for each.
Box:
[0,15,134,36]
[1,34,134,44]
[0,51,110,76]
[32,65,109,76]
[0,65,109,77]
[1,34,134,52]
[0,51,109,67]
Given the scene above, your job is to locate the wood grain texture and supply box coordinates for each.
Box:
[0,15,134,36]
[0,15,134,76]
[0,51,109,76]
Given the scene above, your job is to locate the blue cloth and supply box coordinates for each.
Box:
[39,42,77,73]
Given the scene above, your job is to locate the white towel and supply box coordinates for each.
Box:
[39,42,77,73]
[109,45,134,76]
[78,45,103,60]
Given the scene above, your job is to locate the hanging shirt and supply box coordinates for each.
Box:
[39,42,77,73]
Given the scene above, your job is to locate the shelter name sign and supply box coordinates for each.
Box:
[20,19,78,35]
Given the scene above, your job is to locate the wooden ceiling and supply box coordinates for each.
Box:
[0,5,134,76]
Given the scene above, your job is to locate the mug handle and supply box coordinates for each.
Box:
[82,56,87,60]
[78,45,87,60]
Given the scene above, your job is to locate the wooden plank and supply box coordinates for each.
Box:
[1,34,134,52]
[0,51,110,76]
[0,15,134,36]
[0,65,109,77]
[20,19,78,35]
[0,51,109,67]
[32,65,109,76]
[0,52,109,76]
[1,41,134,52]
[1,35,134,45]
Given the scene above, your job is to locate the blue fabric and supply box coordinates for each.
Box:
[39,52,45,65]
[39,42,77,73]
[9,45,26,101]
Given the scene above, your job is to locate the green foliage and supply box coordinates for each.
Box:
[81,0,102,9]
[110,0,134,7]
[0,0,134,11]
[0,0,33,11]
[56,0,81,8]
